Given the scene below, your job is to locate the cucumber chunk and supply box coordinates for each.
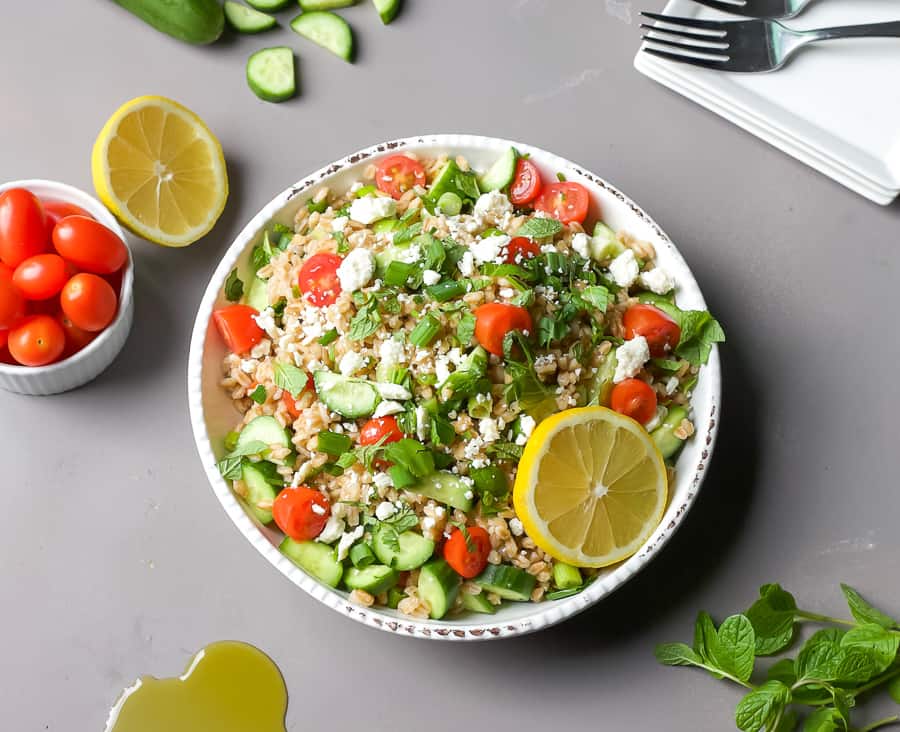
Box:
[418,560,461,619]
[246,0,290,10]
[411,471,473,512]
[651,406,689,459]
[244,275,269,311]
[552,562,583,590]
[240,463,277,524]
[478,147,518,192]
[224,1,276,33]
[371,0,400,24]
[590,222,624,262]
[290,11,354,62]
[586,350,617,408]
[313,371,381,418]
[279,538,343,588]
[460,591,497,615]
[113,0,224,45]
[371,527,435,571]
[299,0,357,9]
[474,565,536,601]
[386,586,405,609]
[344,564,399,594]
[425,160,480,211]
[372,218,401,234]
[246,47,296,103]
[236,415,291,452]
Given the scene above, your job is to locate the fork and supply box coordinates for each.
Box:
[686,0,816,20]
[640,12,900,72]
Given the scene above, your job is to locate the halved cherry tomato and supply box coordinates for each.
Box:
[57,311,97,357]
[610,378,657,425]
[7,314,65,367]
[474,303,533,356]
[212,304,265,354]
[42,200,93,228]
[273,486,331,541]
[504,236,540,264]
[53,216,127,275]
[374,154,427,200]
[533,181,590,225]
[0,188,49,267]
[282,374,315,419]
[443,526,491,578]
[298,252,343,307]
[509,158,543,205]
[13,254,69,300]
[0,265,25,329]
[359,416,404,446]
[623,304,681,358]
[60,273,117,332]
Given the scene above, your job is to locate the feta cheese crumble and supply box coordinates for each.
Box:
[457,251,475,276]
[474,190,513,221]
[336,248,375,292]
[509,518,524,536]
[373,472,393,490]
[338,350,366,376]
[375,501,397,520]
[330,216,349,232]
[608,249,639,288]
[571,232,591,259]
[376,382,412,400]
[478,417,501,443]
[336,526,364,561]
[614,336,650,383]
[349,195,396,225]
[372,400,404,417]
[422,269,441,286]
[639,267,675,295]
[379,338,406,368]
[470,234,510,265]
[316,515,345,544]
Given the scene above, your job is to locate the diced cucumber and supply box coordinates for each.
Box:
[411,471,473,512]
[418,559,461,619]
[224,1,276,32]
[344,564,399,594]
[236,415,291,451]
[246,0,290,10]
[478,147,518,192]
[474,565,536,601]
[244,275,269,311]
[371,527,435,571]
[374,244,419,276]
[460,591,497,615]
[372,218,401,234]
[290,11,354,62]
[651,405,689,459]
[246,47,296,103]
[371,0,400,24]
[313,371,381,418]
[552,562,583,590]
[590,222,624,262]
[240,463,277,524]
[425,160,480,210]
[279,538,343,588]
[299,0,357,9]
[586,350,617,407]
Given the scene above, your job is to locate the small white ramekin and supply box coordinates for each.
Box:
[0,179,134,396]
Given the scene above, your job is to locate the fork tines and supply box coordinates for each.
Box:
[640,11,731,69]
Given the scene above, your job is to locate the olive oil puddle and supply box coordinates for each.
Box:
[105,641,286,732]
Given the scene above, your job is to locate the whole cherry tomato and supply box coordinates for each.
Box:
[52,215,127,275]
[12,254,69,300]
[474,303,533,356]
[60,273,118,332]
[273,487,331,541]
[7,315,65,366]
[443,526,491,578]
[0,265,25,329]
[533,181,590,225]
[610,378,657,425]
[0,188,49,267]
[623,304,681,358]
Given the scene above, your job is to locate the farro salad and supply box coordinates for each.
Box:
[212,148,724,620]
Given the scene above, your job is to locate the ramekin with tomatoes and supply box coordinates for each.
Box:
[0,180,133,395]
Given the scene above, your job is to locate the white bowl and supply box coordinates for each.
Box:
[0,180,134,396]
[188,135,721,640]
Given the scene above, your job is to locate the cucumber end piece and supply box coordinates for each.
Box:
[372,0,401,24]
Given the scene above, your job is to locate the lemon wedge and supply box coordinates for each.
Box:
[513,407,668,568]
[92,96,228,247]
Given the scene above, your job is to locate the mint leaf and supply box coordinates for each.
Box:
[225,268,244,302]
[888,674,900,704]
[249,384,267,404]
[348,301,381,341]
[841,584,899,629]
[803,708,843,732]
[581,285,610,312]
[797,629,845,683]
[273,362,308,398]
[714,614,756,683]
[694,611,719,665]
[456,311,476,346]
[767,659,797,687]
[215,439,268,480]
[516,217,563,239]
[746,584,798,656]
[840,623,899,677]
[655,642,703,667]
[734,680,791,732]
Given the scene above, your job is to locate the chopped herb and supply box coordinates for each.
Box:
[400,204,420,223]
[321,462,345,477]
[334,230,349,254]
[512,289,535,308]
[502,329,534,363]
[336,451,358,470]
[249,384,267,404]
[383,438,435,478]
[224,268,244,302]
[517,217,563,239]
[224,430,240,452]
[387,465,418,490]
[383,504,421,535]
[273,362,308,397]
[643,298,726,366]
[430,414,456,447]
[581,285,611,312]
[271,297,287,323]
[651,358,683,373]
[348,299,382,341]
[394,221,423,246]
[485,442,524,462]
[537,316,569,348]
[456,311,476,346]
[317,328,339,346]
[317,430,353,456]
[215,439,268,480]
[418,233,446,271]
[556,172,567,182]
[354,434,389,471]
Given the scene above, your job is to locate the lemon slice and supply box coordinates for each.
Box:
[92,96,228,247]
[513,407,668,568]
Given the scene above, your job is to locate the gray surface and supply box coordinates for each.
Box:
[2,1,899,729]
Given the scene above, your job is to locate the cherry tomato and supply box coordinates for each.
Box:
[504,236,540,264]
[0,329,7,350]
[7,315,65,366]
[298,252,343,307]
[0,188,49,267]
[272,486,331,541]
[42,200,93,228]
[443,526,491,578]
[60,273,118,332]
[509,158,543,205]
[623,304,681,358]
[0,265,25,329]
[282,374,315,419]
[12,254,69,300]
[610,378,658,425]
[213,304,265,354]
[57,311,97,357]
[52,216,127,275]
[359,416,404,447]
[474,303,533,356]
[533,181,590,225]
[374,154,427,200]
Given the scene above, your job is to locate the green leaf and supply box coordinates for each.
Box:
[348,301,381,341]
[581,285,611,312]
[516,217,563,239]
[734,681,791,732]
[654,643,703,667]
[773,709,798,732]
[273,362,308,398]
[746,584,798,656]
[841,584,899,629]
[224,268,244,302]
[797,630,846,683]
[215,439,268,480]
[714,614,756,683]
[888,674,900,704]
[456,311,476,346]
[767,659,797,687]
[803,708,844,732]
[694,611,720,664]
[840,623,899,677]
[249,384,267,404]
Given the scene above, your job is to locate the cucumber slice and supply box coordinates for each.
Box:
[236,415,291,451]
[313,371,381,418]
[386,586,405,609]
[418,560,461,619]
[586,351,617,408]
[411,471,473,512]
[372,218,401,234]
[246,47,296,103]
[372,0,400,24]
[240,463,277,524]
[279,538,343,587]
[244,275,268,311]
[590,222,624,262]
[478,147,518,192]
[224,1,276,32]
[290,11,354,62]
[246,0,291,10]
[460,591,497,615]
[344,564,399,594]
[299,0,357,9]
[651,406,689,459]
[474,565,536,601]
[552,562,583,590]
[371,527,435,571]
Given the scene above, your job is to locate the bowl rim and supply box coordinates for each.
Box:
[0,178,135,377]
[188,134,721,641]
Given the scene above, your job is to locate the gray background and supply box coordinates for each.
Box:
[2,1,899,729]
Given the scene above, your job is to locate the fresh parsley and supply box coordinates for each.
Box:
[224,268,244,302]
[517,217,563,239]
[273,361,308,397]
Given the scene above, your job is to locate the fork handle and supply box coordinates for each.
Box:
[803,20,900,42]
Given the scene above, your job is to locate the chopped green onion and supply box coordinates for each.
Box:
[409,313,440,347]
[317,430,353,456]
[354,184,378,198]
[307,198,328,214]
[383,260,416,288]
[426,279,466,302]
[321,463,345,477]
[556,172,567,182]
[387,464,418,489]
[436,191,462,216]
[349,542,376,569]
[545,587,585,601]
[224,430,240,452]
[470,466,508,496]
[318,328,339,346]
[249,385,267,404]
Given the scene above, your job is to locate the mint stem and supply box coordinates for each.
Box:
[858,716,900,732]
[851,666,900,699]
[795,610,857,627]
